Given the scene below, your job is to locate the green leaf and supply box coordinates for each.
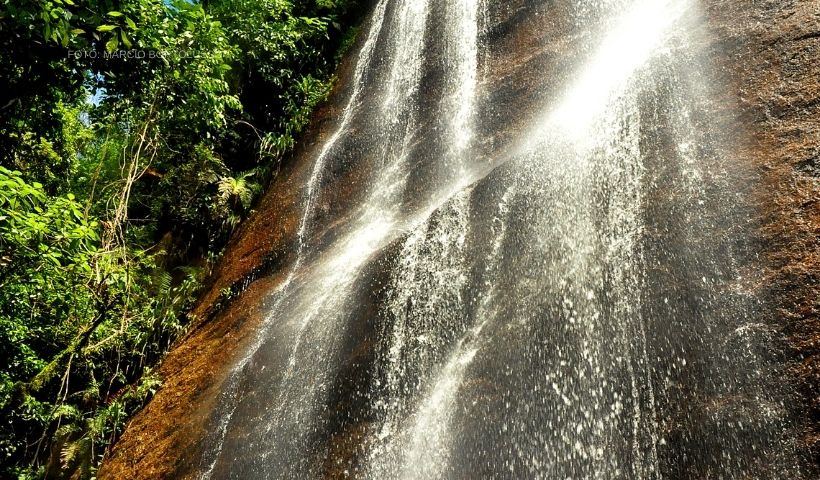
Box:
[97,25,117,32]
[107,11,123,17]
[125,16,137,30]
[120,31,132,49]
[106,36,119,52]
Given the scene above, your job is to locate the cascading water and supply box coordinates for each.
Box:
[194,0,804,478]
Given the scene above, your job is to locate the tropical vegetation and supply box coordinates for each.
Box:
[0,0,364,477]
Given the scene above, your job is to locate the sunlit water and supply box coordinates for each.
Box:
[195,0,803,478]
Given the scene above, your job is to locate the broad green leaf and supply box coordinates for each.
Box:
[106,36,119,52]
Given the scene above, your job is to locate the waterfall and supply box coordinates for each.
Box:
[195,0,800,478]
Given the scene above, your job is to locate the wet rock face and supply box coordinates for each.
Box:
[703,0,819,468]
[100,1,819,478]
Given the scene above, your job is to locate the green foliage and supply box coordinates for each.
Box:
[0,167,203,477]
[0,167,99,473]
[0,0,363,477]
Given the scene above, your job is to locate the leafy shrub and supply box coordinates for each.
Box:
[0,0,364,477]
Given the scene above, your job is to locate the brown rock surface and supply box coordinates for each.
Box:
[99,1,819,478]
[703,0,819,466]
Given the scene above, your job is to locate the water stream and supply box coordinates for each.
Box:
[196,0,800,478]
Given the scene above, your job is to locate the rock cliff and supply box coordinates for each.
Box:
[100,1,819,478]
